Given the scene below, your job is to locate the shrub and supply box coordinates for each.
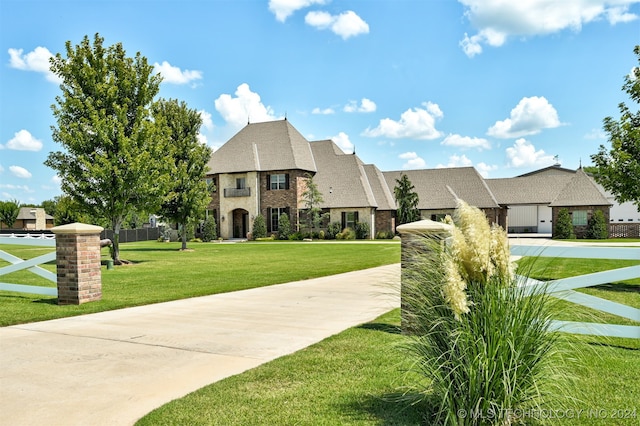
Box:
[288,232,304,241]
[326,222,342,240]
[201,216,217,242]
[318,230,325,240]
[355,222,370,239]
[336,227,355,240]
[252,215,267,239]
[375,230,393,239]
[399,200,564,424]
[586,210,608,239]
[277,213,292,240]
[553,208,575,239]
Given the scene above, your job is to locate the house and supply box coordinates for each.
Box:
[486,166,612,237]
[206,119,613,239]
[12,207,54,230]
[205,119,395,239]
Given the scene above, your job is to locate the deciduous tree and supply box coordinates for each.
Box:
[0,200,20,229]
[591,45,640,208]
[153,99,212,250]
[45,33,169,264]
[301,173,326,237]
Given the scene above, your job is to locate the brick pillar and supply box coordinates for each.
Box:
[396,219,453,333]
[51,223,104,305]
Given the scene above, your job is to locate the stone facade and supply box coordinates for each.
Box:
[52,223,103,305]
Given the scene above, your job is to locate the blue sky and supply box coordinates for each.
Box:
[1,0,639,204]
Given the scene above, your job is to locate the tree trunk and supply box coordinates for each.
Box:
[111,219,122,265]
[181,221,188,250]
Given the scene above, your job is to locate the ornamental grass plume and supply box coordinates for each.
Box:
[399,200,567,425]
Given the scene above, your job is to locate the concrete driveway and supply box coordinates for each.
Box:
[0,264,400,426]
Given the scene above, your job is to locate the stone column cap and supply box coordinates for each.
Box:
[396,219,453,235]
[51,222,104,235]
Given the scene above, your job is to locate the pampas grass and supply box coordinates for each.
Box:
[399,201,571,425]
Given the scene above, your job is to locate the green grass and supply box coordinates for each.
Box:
[138,309,425,426]
[137,308,639,426]
[0,240,400,326]
[136,254,639,426]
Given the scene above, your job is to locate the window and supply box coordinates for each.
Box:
[572,210,588,226]
[236,177,246,189]
[205,177,217,192]
[267,174,289,190]
[269,207,288,232]
[341,211,359,230]
[431,214,447,222]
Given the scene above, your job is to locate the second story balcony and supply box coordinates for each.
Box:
[224,187,251,197]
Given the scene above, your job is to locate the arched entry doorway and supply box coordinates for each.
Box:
[232,208,249,239]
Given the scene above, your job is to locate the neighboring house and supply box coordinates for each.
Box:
[486,166,612,237]
[11,207,54,230]
[383,167,506,229]
[206,119,614,239]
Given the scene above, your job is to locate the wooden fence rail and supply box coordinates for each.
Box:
[511,244,640,339]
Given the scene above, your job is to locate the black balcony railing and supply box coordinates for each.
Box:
[224,187,251,197]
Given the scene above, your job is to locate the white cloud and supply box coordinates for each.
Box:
[437,154,473,169]
[476,162,498,178]
[506,138,556,168]
[331,132,354,154]
[214,83,280,131]
[51,175,62,185]
[487,96,561,138]
[399,152,427,169]
[312,107,335,115]
[199,110,214,131]
[268,0,327,22]
[305,10,370,39]
[153,61,202,85]
[4,129,43,151]
[9,165,32,179]
[363,102,443,140]
[441,133,491,150]
[344,98,376,113]
[8,46,59,82]
[584,128,606,140]
[0,183,33,193]
[458,0,639,56]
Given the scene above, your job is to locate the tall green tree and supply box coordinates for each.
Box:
[0,200,20,229]
[394,174,420,226]
[45,33,169,264]
[591,45,640,208]
[301,173,325,236]
[153,99,212,250]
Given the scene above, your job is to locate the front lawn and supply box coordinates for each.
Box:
[0,240,400,326]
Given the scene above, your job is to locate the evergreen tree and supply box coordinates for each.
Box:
[277,213,291,240]
[201,215,217,242]
[301,173,326,236]
[394,174,420,226]
[586,210,608,239]
[553,208,575,239]
[252,215,267,239]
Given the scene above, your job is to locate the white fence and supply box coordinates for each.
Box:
[0,235,57,297]
[511,244,640,339]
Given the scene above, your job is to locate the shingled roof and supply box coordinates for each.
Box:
[549,168,611,206]
[383,167,500,210]
[309,140,379,208]
[206,119,317,174]
[486,174,575,204]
